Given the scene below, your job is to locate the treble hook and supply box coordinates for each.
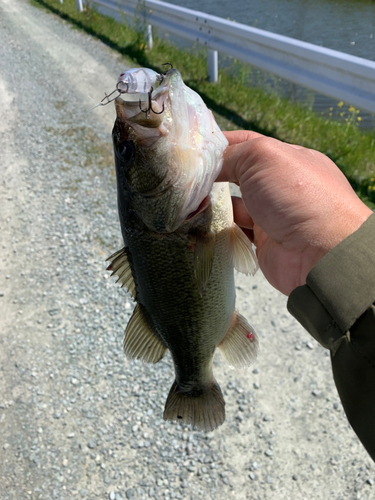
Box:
[161,62,173,74]
[139,87,165,118]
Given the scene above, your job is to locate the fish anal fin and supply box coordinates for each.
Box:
[106,247,136,299]
[124,304,167,364]
[194,231,216,295]
[231,223,258,275]
[163,379,225,432]
[218,311,259,368]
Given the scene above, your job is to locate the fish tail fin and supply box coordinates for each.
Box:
[163,380,225,432]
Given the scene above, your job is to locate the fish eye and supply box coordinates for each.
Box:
[118,140,135,167]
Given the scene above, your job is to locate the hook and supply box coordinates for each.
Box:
[161,62,173,74]
[99,88,120,106]
[99,81,130,106]
[139,87,165,118]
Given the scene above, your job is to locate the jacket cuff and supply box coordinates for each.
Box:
[287,213,375,345]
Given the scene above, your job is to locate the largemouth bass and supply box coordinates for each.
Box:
[107,68,258,431]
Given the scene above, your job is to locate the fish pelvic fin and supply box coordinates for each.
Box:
[194,231,216,295]
[231,223,258,275]
[106,247,136,298]
[124,304,167,363]
[163,379,225,432]
[218,310,259,368]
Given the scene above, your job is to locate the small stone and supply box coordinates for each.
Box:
[367,478,374,486]
[125,489,135,499]
[253,382,260,390]
[306,342,314,350]
[266,475,273,484]
[0,291,4,297]
[48,308,60,316]
[87,440,96,449]
[249,472,256,480]
[265,449,273,457]
[3,443,10,450]
[109,493,115,500]
[292,474,298,481]
[312,390,320,397]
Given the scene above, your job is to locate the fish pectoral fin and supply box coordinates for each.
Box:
[124,304,167,364]
[218,311,259,368]
[163,380,225,432]
[106,247,136,299]
[194,231,216,295]
[231,223,258,275]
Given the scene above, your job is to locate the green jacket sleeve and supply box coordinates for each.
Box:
[287,213,375,461]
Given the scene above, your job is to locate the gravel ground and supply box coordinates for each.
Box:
[0,1,374,499]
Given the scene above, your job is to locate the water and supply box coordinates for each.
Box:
[161,0,375,128]
[164,0,375,60]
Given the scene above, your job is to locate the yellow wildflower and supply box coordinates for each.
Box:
[337,101,344,108]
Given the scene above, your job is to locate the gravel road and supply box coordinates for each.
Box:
[0,1,374,499]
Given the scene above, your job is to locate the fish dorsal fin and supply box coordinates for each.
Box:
[106,248,136,298]
[231,223,258,275]
[194,231,216,295]
[218,311,259,368]
[124,304,167,364]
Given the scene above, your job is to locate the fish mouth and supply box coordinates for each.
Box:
[185,195,211,221]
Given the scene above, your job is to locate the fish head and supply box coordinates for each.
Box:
[112,69,228,233]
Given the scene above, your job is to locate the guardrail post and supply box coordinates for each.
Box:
[207,49,218,83]
[75,0,83,11]
[147,24,153,50]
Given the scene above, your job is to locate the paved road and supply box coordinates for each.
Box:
[0,1,373,499]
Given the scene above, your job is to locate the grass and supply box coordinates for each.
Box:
[30,0,375,207]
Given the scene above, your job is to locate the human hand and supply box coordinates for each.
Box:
[217,130,373,296]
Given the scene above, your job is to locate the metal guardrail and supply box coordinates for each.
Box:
[84,0,375,113]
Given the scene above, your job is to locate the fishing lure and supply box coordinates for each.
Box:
[100,68,163,106]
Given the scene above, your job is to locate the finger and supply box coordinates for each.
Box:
[215,143,244,183]
[240,227,254,244]
[223,130,264,146]
[252,223,268,250]
[231,196,254,229]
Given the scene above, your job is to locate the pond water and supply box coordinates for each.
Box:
[164,0,375,60]
[162,0,375,127]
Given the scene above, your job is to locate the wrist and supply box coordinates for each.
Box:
[302,206,373,285]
